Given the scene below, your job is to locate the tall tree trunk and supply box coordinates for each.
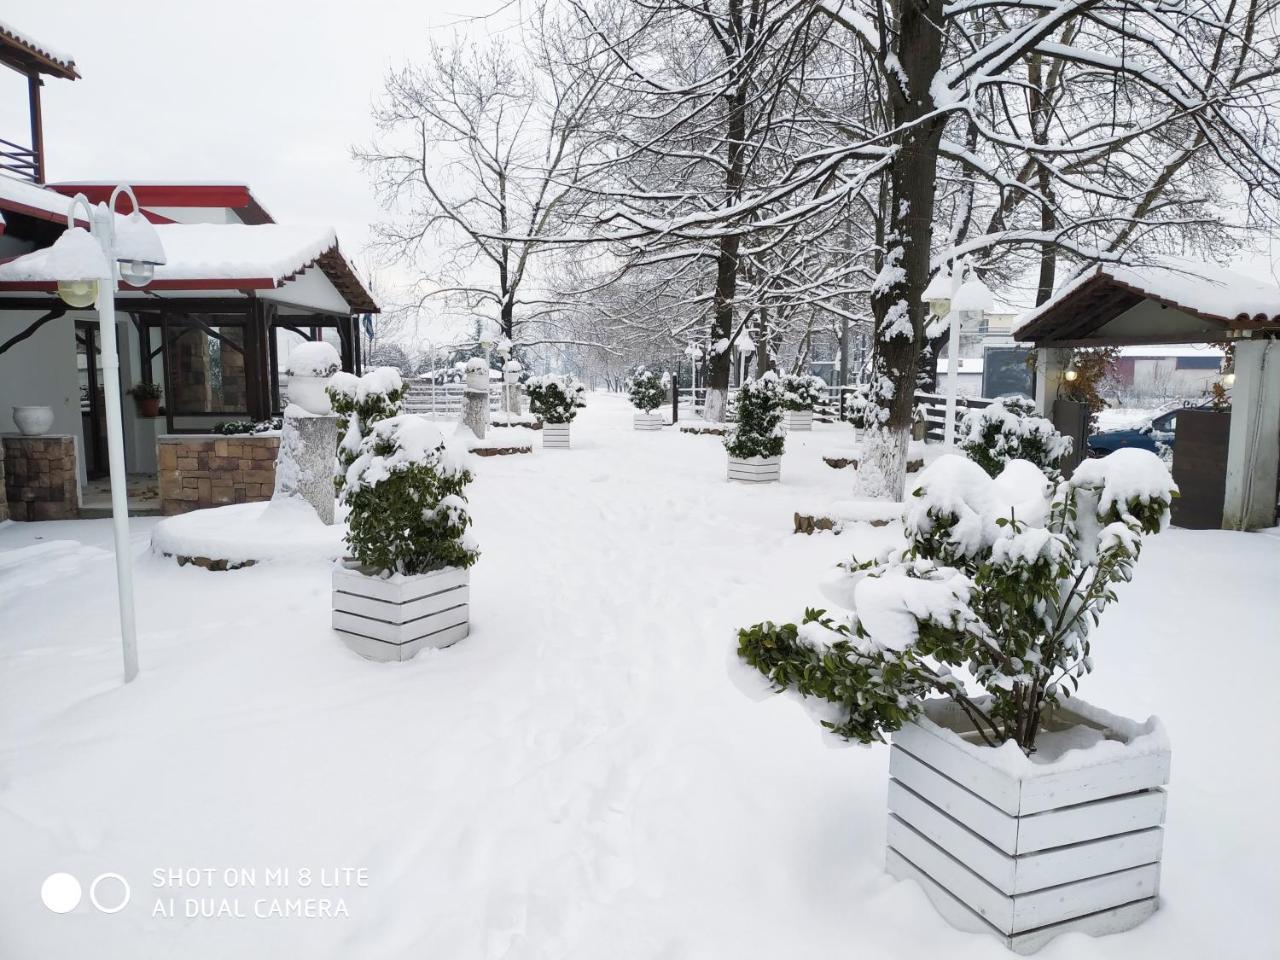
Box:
[705,6,748,423]
[1028,54,1057,306]
[856,0,946,499]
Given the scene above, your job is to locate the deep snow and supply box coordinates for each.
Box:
[1,393,1277,959]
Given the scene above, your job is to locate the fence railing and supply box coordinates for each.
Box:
[0,136,39,182]
[404,382,521,418]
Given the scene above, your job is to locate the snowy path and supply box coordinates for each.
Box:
[2,393,1278,960]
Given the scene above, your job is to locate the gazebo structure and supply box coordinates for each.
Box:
[1016,258,1280,531]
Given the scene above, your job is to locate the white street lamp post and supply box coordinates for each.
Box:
[54,189,166,683]
[923,258,993,447]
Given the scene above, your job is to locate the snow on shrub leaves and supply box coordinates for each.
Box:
[725,372,786,459]
[328,367,405,493]
[736,449,1176,753]
[341,415,479,576]
[526,374,586,424]
[959,397,1072,477]
[778,373,827,411]
[626,367,666,413]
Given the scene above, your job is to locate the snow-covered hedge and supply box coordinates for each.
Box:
[725,372,785,459]
[778,373,828,412]
[285,341,341,378]
[526,374,586,424]
[959,397,1072,477]
[328,367,406,492]
[341,415,479,576]
[626,367,666,413]
[736,449,1177,753]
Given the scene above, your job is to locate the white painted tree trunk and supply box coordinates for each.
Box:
[851,425,910,500]
[460,388,489,440]
[704,387,728,423]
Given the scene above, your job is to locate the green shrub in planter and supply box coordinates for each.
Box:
[959,397,1072,478]
[725,372,785,459]
[778,373,827,411]
[736,449,1176,752]
[526,374,586,424]
[341,415,479,576]
[328,367,406,493]
[627,367,666,413]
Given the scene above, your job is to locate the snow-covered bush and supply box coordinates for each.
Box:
[725,372,785,459]
[211,417,282,435]
[736,449,1176,753]
[526,374,586,424]
[328,367,405,492]
[285,341,341,378]
[341,415,479,576]
[627,367,666,413]
[843,383,879,430]
[959,397,1072,477]
[778,373,828,412]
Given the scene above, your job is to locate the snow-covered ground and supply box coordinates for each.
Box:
[1,392,1277,959]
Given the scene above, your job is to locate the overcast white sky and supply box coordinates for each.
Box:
[5,1,514,328]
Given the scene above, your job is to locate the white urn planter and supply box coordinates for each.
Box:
[12,405,55,436]
[633,411,664,431]
[287,375,333,416]
[332,561,470,662]
[727,454,781,483]
[886,698,1169,955]
[543,422,571,448]
[784,409,813,431]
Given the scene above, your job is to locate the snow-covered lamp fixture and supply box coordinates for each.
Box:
[1223,371,1236,388]
[922,266,953,317]
[951,270,994,318]
[50,226,112,308]
[108,186,166,287]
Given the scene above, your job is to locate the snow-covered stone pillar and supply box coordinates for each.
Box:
[273,408,339,524]
[459,357,490,440]
[1223,338,1280,531]
[502,360,523,415]
[1034,347,1070,420]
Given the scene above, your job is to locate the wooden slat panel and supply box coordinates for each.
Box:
[887,816,1014,930]
[1018,753,1170,815]
[890,726,1020,814]
[332,604,469,645]
[1017,789,1166,853]
[890,750,1018,852]
[334,585,469,622]
[332,565,468,604]
[889,783,1016,892]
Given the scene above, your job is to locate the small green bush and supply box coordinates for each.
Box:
[526,374,586,424]
[725,373,785,459]
[778,373,827,411]
[627,368,666,413]
[341,415,479,576]
[959,397,1072,477]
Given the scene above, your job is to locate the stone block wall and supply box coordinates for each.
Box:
[158,435,280,516]
[2,435,79,521]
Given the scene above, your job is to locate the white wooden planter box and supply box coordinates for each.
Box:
[785,409,813,431]
[886,698,1169,954]
[332,562,470,662]
[542,422,571,448]
[633,411,664,430]
[727,455,781,483]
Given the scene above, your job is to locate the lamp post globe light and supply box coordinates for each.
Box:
[922,258,992,447]
[56,188,167,684]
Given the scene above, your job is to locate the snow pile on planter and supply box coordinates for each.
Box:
[151,498,346,569]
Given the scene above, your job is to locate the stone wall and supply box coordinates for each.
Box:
[158,435,280,516]
[2,435,79,521]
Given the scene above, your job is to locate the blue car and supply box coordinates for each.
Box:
[1086,405,1210,457]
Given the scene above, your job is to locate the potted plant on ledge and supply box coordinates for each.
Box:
[526,374,585,448]
[127,382,163,418]
[332,415,480,662]
[627,367,666,430]
[725,372,784,482]
[778,373,826,431]
[735,449,1177,953]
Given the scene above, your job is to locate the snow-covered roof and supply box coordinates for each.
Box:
[0,21,78,79]
[149,223,337,281]
[0,174,77,225]
[1016,257,1280,343]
